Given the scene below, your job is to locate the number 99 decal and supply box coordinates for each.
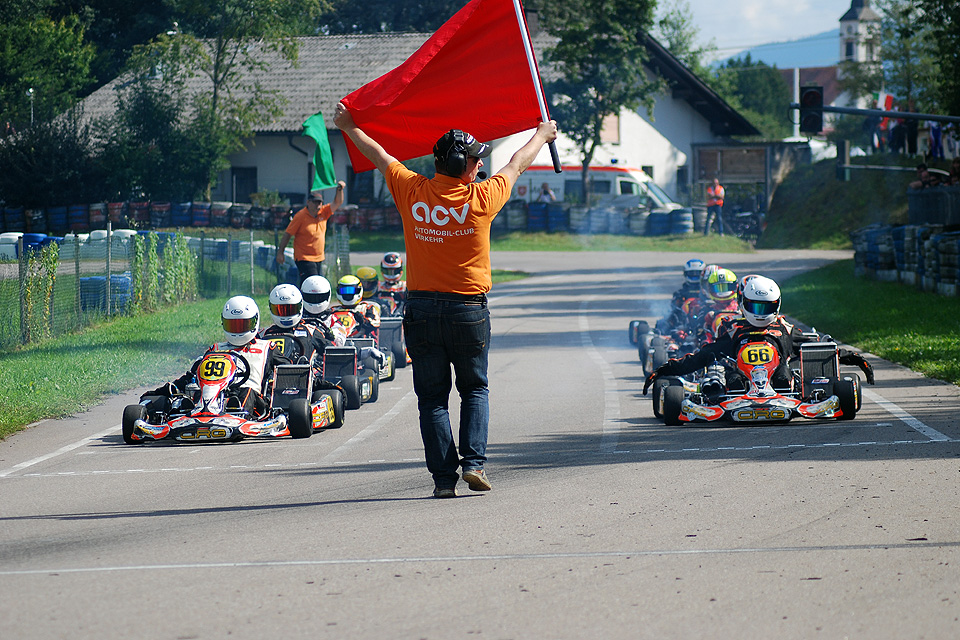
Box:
[740,344,776,366]
[198,355,233,382]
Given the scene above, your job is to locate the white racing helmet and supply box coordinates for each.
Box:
[269,283,303,328]
[301,275,332,314]
[683,258,705,285]
[222,295,260,346]
[738,276,781,327]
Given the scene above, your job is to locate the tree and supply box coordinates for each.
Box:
[876,0,940,113]
[537,0,665,205]
[0,12,95,129]
[653,0,715,80]
[714,55,792,139]
[119,0,328,198]
[318,0,466,34]
[917,0,960,116]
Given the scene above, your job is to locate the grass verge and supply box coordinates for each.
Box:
[783,260,960,385]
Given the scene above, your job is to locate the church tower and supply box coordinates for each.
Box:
[839,0,881,64]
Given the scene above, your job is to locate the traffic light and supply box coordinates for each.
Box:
[799,86,824,134]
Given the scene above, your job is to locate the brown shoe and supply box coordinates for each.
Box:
[462,468,492,491]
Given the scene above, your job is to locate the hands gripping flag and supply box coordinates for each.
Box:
[340,0,548,172]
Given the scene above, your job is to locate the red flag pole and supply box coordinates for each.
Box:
[511,0,562,173]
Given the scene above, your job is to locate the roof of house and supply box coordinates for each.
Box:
[778,66,842,106]
[80,30,759,138]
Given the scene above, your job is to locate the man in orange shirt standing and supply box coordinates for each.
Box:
[704,176,725,236]
[276,181,346,285]
[335,101,557,498]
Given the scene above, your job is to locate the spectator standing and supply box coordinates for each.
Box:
[928,121,944,160]
[704,177,725,236]
[537,182,557,202]
[276,181,346,285]
[335,100,557,498]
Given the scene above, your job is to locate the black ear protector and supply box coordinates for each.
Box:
[445,129,467,176]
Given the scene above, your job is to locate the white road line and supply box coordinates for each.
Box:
[861,387,951,441]
[319,390,416,464]
[2,540,956,577]
[579,298,622,454]
[0,424,120,478]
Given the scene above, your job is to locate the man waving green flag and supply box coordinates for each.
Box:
[303,113,337,191]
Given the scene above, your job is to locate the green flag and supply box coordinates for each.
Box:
[302,113,337,192]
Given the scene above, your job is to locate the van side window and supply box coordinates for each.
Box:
[591,180,611,194]
[564,179,582,202]
[619,181,640,196]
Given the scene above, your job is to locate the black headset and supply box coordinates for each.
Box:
[445,129,468,176]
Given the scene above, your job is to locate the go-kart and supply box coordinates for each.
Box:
[641,326,699,376]
[122,343,344,444]
[328,307,396,384]
[654,340,861,426]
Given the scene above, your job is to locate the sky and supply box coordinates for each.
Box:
[671,0,853,59]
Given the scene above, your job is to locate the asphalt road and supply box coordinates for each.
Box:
[1,249,958,639]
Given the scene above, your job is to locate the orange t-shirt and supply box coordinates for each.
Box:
[285,204,334,261]
[385,162,512,294]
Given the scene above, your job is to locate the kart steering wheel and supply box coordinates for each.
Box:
[223,352,251,389]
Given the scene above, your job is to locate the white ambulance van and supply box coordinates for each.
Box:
[512,165,684,212]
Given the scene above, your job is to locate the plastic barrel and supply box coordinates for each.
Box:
[546,202,567,232]
[527,202,547,232]
[171,202,192,226]
[46,206,68,234]
[211,202,231,227]
[149,202,171,228]
[191,202,211,227]
[108,202,127,226]
[67,204,89,232]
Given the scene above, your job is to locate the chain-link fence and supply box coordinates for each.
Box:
[0,224,351,350]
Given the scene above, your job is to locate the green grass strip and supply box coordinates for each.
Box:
[783,260,960,385]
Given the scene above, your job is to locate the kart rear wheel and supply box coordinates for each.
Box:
[652,376,680,419]
[639,332,654,372]
[836,377,858,420]
[341,375,362,410]
[363,368,379,403]
[662,385,685,426]
[392,338,407,368]
[312,389,345,429]
[384,353,396,381]
[288,399,313,438]
[122,404,146,444]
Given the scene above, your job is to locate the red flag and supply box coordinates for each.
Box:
[340,0,546,172]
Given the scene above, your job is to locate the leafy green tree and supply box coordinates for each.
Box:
[537,0,665,205]
[0,13,95,129]
[653,0,715,80]
[318,0,466,34]
[877,0,940,113]
[714,55,792,139]
[917,0,960,116]
[118,0,327,198]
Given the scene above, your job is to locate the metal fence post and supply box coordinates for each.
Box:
[250,229,254,294]
[18,237,27,345]
[75,235,81,325]
[106,222,112,316]
[227,231,232,297]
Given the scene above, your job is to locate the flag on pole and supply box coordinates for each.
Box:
[340,0,547,173]
[303,113,338,191]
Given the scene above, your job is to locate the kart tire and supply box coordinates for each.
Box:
[288,399,313,438]
[650,342,668,371]
[652,376,681,419]
[341,375,362,410]
[836,377,858,421]
[312,389,345,429]
[384,353,396,382]
[392,339,407,368]
[639,333,654,372]
[628,320,640,345]
[122,404,146,444]
[662,385,685,426]
[363,368,379,403]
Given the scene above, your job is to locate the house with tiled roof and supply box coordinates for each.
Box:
[80,26,758,206]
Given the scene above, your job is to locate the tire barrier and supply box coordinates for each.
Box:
[68,204,89,232]
[852,223,960,295]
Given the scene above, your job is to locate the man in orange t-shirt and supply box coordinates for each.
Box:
[334,100,557,498]
[276,181,346,285]
[704,176,725,236]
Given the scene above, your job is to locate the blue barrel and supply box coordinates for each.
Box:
[4,205,26,232]
[110,272,133,312]
[80,276,106,311]
[67,204,89,232]
[546,202,566,232]
[46,206,68,234]
[191,202,211,227]
[171,202,192,226]
[527,202,548,232]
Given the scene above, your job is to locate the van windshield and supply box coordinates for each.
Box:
[641,181,673,207]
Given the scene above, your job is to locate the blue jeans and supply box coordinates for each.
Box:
[705,205,724,235]
[403,298,491,489]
